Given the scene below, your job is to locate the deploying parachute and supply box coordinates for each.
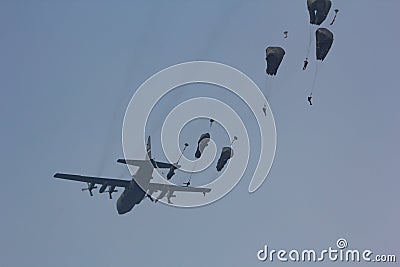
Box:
[316,28,334,61]
[265,47,285,76]
[216,147,234,172]
[307,0,332,25]
[195,133,210,159]
[166,143,188,180]
[216,136,237,172]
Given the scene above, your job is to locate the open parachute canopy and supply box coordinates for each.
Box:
[265,47,285,76]
[316,28,334,61]
[216,147,233,172]
[307,0,332,25]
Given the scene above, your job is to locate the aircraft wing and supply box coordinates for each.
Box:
[148,182,211,194]
[53,173,130,188]
[117,158,174,169]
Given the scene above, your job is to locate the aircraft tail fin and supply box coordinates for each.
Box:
[117,136,176,169]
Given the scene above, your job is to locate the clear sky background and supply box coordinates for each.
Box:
[1,1,399,266]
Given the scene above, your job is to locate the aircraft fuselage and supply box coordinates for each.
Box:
[116,159,154,214]
[116,179,146,215]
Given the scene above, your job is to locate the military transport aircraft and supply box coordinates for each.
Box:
[53,137,211,215]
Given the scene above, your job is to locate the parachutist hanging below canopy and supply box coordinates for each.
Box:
[316,28,334,61]
[265,47,285,76]
[303,57,309,70]
[195,133,210,159]
[307,94,313,106]
[307,0,332,25]
[283,31,288,38]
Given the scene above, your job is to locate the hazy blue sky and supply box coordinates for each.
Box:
[1,1,399,266]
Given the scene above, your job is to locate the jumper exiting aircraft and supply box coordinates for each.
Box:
[53,137,211,215]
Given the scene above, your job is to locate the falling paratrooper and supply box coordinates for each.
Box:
[216,136,237,172]
[262,104,267,116]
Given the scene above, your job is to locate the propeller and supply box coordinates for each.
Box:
[82,182,97,196]
[105,185,118,199]
[146,194,155,202]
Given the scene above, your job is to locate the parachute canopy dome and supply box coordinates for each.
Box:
[265,47,285,76]
[195,133,210,159]
[307,0,332,25]
[216,147,233,172]
[316,28,333,61]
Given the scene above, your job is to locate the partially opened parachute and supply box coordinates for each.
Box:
[216,147,234,172]
[265,47,285,76]
[307,0,332,25]
[316,28,333,61]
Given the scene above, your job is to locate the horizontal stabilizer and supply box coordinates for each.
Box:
[117,159,175,169]
[152,160,175,169]
[117,159,148,166]
[117,159,132,164]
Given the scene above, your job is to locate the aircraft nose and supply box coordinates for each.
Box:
[116,198,127,215]
[117,204,129,215]
[117,208,127,215]
[116,197,134,215]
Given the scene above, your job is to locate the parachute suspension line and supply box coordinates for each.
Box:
[306,25,313,58]
[310,61,319,95]
[230,136,238,147]
[264,77,269,98]
[265,77,275,100]
[187,160,198,183]
[271,77,276,99]
[176,143,189,164]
